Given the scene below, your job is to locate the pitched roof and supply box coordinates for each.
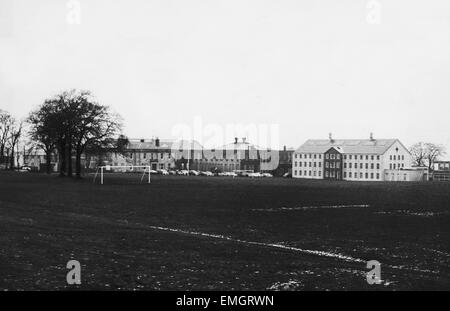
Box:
[127,139,203,150]
[295,139,399,155]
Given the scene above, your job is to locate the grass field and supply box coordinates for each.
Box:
[1,171,449,290]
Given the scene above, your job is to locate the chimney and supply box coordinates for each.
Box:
[329,133,334,142]
[283,145,286,151]
[370,132,374,141]
[242,137,246,143]
[155,137,160,147]
[234,137,238,144]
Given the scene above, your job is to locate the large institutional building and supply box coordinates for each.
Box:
[292,134,424,181]
[106,137,293,176]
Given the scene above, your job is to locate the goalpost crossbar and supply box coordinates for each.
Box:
[92,165,151,185]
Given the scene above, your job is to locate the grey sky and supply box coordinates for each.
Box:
[1,0,449,152]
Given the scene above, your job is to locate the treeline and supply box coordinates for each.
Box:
[1,89,128,177]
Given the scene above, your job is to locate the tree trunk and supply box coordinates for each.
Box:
[67,141,73,177]
[75,150,82,178]
[59,144,66,177]
[46,150,52,174]
[9,148,15,170]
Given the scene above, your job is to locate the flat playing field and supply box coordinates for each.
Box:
[0,171,449,290]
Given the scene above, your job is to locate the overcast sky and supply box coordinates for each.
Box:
[1,0,449,151]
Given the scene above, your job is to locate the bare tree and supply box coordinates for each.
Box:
[409,142,427,167]
[410,142,446,170]
[0,110,13,168]
[28,100,61,174]
[29,89,123,178]
[424,143,446,170]
[6,119,23,170]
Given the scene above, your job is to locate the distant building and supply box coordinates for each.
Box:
[106,138,203,171]
[106,137,291,174]
[292,134,423,181]
[432,160,450,181]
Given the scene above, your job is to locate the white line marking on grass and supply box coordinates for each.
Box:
[143,224,366,264]
[135,223,441,275]
[252,204,370,212]
[61,213,441,275]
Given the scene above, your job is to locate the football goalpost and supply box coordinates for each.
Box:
[92,165,151,185]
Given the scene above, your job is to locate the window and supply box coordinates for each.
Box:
[377,155,380,160]
[371,163,374,169]
[360,155,363,160]
[299,162,302,167]
[309,171,312,176]
[313,171,316,176]
[336,154,341,160]
[370,173,374,179]
[360,163,363,169]
[390,155,392,160]
[349,155,352,160]
[360,172,363,178]
[319,162,322,167]
[344,163,347,168]
[325,171,329,177]
[365,173,368,179]
[365,163,368,169]
[377,163,380,170]
[349,163,352,169]
[318,171,322,177]
[344,172,347,178]
[299,170,302,176]
[376,173,380,179]
[337,162,340,168]
[394,155,396,161]
[314,154,317,159]
[326,154,329,159]
[389,163,392,169]
[366,155,369,160]
[371,155,374,160]
[349,172,352,178]
[344,155,347,160]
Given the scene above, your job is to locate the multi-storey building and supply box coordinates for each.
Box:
[105,137,292,174]
[292,134,417,181]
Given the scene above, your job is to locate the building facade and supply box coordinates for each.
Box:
[105,137,291,174]
[293,135,415,181]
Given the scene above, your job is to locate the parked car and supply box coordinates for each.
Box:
[200,171,214,176]
[283,172,292,178]
[168,170,177,175]
[262,173,273,178]
[149,169,158,174]
[19,166,32,172]
[189,170,200,176]
[178,170,189,176]
[157,169,169,175]
[248,172,263,178]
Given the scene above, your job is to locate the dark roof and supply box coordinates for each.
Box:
[295,139,399,155]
